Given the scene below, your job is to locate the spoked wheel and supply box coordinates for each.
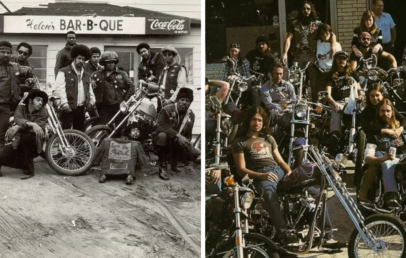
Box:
[45,129,96,176]
[211,233,279,258]
[85,125,113,147]
[348,214,406,258]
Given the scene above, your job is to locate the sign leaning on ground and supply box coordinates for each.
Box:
[0,16,190,35]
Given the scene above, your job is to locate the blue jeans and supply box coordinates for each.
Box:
[376,152,399,193]
[254,165,334,240]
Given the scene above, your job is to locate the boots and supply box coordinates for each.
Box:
[358,166,377,203]
[157,146,169,181]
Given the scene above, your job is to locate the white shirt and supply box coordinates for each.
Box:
[316,40,342,70]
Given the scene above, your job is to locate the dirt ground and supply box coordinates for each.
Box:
[0,157,201,258]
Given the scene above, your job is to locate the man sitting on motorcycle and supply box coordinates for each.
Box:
[232,106,337,246]
[362,98,404,208]
[260,62,296,127]
[325,51,362,135]
[349,31,397,73]
[154,87,199,181]
[0,89,48,179]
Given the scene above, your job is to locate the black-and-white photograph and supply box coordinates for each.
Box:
[0,0,201,257]
[205,0,406,257]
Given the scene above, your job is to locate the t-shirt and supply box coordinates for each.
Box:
[245,50,276,81]
[232,135,278,172]
[317,40,342,70]
[326,71,360,101]
[349,48,383,71]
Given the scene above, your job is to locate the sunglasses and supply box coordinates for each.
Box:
[361,37,371,41]
[18,50,29,56]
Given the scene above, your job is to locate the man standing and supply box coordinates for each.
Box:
[137,43,164,83]
[54,30,77,77]
[349,32,397,72]
[157,46,187,104]
[0,41,21,148]
[54,44,95,131]
[0,89,48,179]
[84,47,101,75]
[91,51,134,125]
[154,87,199,180]
[10,42,34,93]
[372,0,396,55]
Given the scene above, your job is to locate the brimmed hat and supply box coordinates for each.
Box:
[256,35,268,45]
[23,89,48,106]
[229,43,240,50]
[161,46,178,56]
[333,51,349,59]
[176,87,194,102]
[99,51,119,66]
[71,44,91,61]
[136,43,150,54]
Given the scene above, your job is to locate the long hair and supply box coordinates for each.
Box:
[298,1,319,21]
[374,98,400,129]
[317,23,332,41]
[366,82,384,107]
[240,106,271,137]
[328,56,352,80]
[359,11,378,35]
[228,43,245,67]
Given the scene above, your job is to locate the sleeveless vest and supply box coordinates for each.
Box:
[60,65,90,109]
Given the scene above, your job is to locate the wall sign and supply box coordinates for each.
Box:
[0,15,190,35]
[145,17,190,34]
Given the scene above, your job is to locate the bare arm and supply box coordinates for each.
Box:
[272,148,292,175]
[381,51,397,68]
[282,33,293,63]
[391,27,397,45]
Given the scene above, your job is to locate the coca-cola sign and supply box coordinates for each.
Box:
[146,17,190,35]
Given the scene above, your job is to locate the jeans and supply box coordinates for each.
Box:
[254,165,334,240]
[60,106,86,131]
[376,151,399,193]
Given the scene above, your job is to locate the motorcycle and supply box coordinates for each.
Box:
[284,61,311,100]
[85,80,159,162]
[207,145,406,257]
[17,77,96,176]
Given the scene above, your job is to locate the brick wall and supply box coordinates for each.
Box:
[205,63,224,80]
[336,0,368,53]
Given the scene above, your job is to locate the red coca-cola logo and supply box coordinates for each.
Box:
[150,19,186,31]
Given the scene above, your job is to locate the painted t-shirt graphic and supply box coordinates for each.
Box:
[250,140,272,159]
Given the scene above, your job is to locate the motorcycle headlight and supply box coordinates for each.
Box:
[240,192,255,209]
[295,103,307,118]
[237,81,248,92]
[367,70,379,81]
[289,74,300,84]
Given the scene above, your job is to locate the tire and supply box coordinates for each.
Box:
[45,129,96,176]
[354,130,366,189]
[348,214,406,258]
[85,125,113,148]
[83,116,100,131]
[211,233,280,258]
[193,134,201,151]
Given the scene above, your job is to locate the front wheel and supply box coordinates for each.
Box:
[211,233,279,258]
[45,129,96,176]
[85,125,113,147]
[348,214,406,258]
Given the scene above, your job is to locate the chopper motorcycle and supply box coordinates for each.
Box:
[85,80,159,161]
[206,145,406,257]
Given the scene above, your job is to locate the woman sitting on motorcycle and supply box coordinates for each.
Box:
[325,51,362,135]
[312,24,342,102]
[358,83,406,203]
[232,106,336,246]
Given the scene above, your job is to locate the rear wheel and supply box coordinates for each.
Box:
[45,129,96,176]
[348,214,406,258]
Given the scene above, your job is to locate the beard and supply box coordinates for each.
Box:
[379,115,391,126]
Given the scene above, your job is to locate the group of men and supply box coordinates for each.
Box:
[0,30,199,182]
